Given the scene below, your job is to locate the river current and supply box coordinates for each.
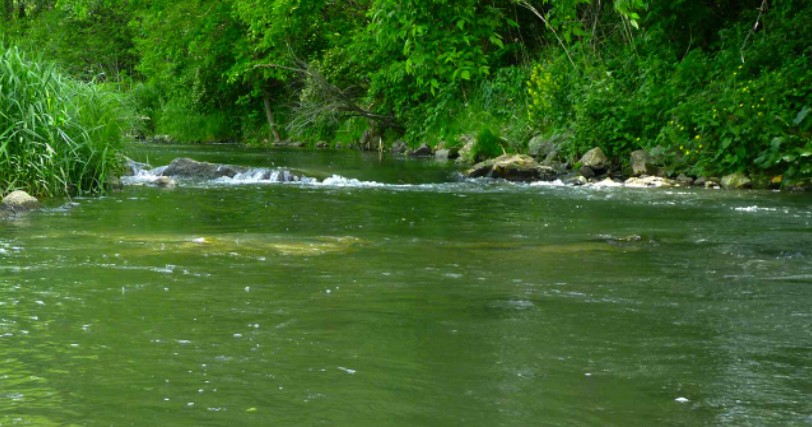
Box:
[1,145,810,426]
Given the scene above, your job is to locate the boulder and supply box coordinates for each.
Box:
[358,128,381,151]
[624,176,676,188]
[675,173,694,186]
[315,141,328,149]
[578,165,596,179]
[162,158,247,179]
[456,140,475,163]
[390,140,408,154]
[527,135,558,159]
[407,142,433,157]
[2,190,41,211]
[564,175,588,186]
[704,177,721,189]
[465,154,557,182]
[630,149,657,176]
[579,147,608,170]
[721,172,752,189]
[434,148,460,161]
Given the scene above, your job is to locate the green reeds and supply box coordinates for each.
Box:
[0,44,129,197]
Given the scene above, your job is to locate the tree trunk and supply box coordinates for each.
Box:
[262,92,282,143]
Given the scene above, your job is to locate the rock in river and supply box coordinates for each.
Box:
[2,190,41,211]
[162,157,248,179]
[465,154,557,182]
[721,172,752,189]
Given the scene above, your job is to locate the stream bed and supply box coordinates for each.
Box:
[1,144,811,426]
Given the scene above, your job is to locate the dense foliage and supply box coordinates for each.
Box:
[2,0,809,183]
[0,44,127,197]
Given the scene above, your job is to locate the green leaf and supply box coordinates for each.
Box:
[793,106,810,126]
[460,70,471,80]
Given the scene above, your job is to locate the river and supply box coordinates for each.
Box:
[1,144,811,426]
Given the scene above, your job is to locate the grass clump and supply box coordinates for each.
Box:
[0,44,129,197]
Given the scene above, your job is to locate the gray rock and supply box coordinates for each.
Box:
[721,172,752,189]
[579,147,608,170]
[390,140,408,154]
[578,165,596,179]
[315,141,328,149]
[630,149,657,176]
[527,135,558,159]
[434,148,460,161]
[408,142,433,157]
[334,142,344,150]
[624,176,676,188]
[456,140,475,163]
[694,176,708,187]
[676,173,694,186]
[564,175,588,186]
[465,154,557,182]
[705,177,721,189]
[162,158,247,179]
[2,190,41,211]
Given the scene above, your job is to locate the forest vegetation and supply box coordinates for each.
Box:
[1,0,810,196]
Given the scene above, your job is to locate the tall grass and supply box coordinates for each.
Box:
[0,44,129,197]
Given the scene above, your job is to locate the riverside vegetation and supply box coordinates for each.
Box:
[1,0,810,196]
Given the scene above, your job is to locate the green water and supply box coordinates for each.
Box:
[2,145,811,426]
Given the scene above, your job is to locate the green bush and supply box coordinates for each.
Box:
[0,44,129,197]
[154,100,235,143]
[471,127,504,161]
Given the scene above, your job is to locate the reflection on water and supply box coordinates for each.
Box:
[1,145,811,425]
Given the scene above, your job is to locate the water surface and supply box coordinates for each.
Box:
[2,145,811,425]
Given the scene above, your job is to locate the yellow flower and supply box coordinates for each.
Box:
[695,135,701,140]
[698,144,703,149]
[685,150,691,155]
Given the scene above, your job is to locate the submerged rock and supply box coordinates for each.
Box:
[162,157,247,179]
[2,190,41,211]
[152,176,177,188]
[465,154,557,182]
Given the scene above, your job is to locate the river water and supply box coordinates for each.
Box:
[1,145,811,426]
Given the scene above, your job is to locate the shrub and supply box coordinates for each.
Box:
[0,44,129,197]
[471,127,504,161]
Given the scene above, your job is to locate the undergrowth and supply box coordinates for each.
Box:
[0,44,129,197]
